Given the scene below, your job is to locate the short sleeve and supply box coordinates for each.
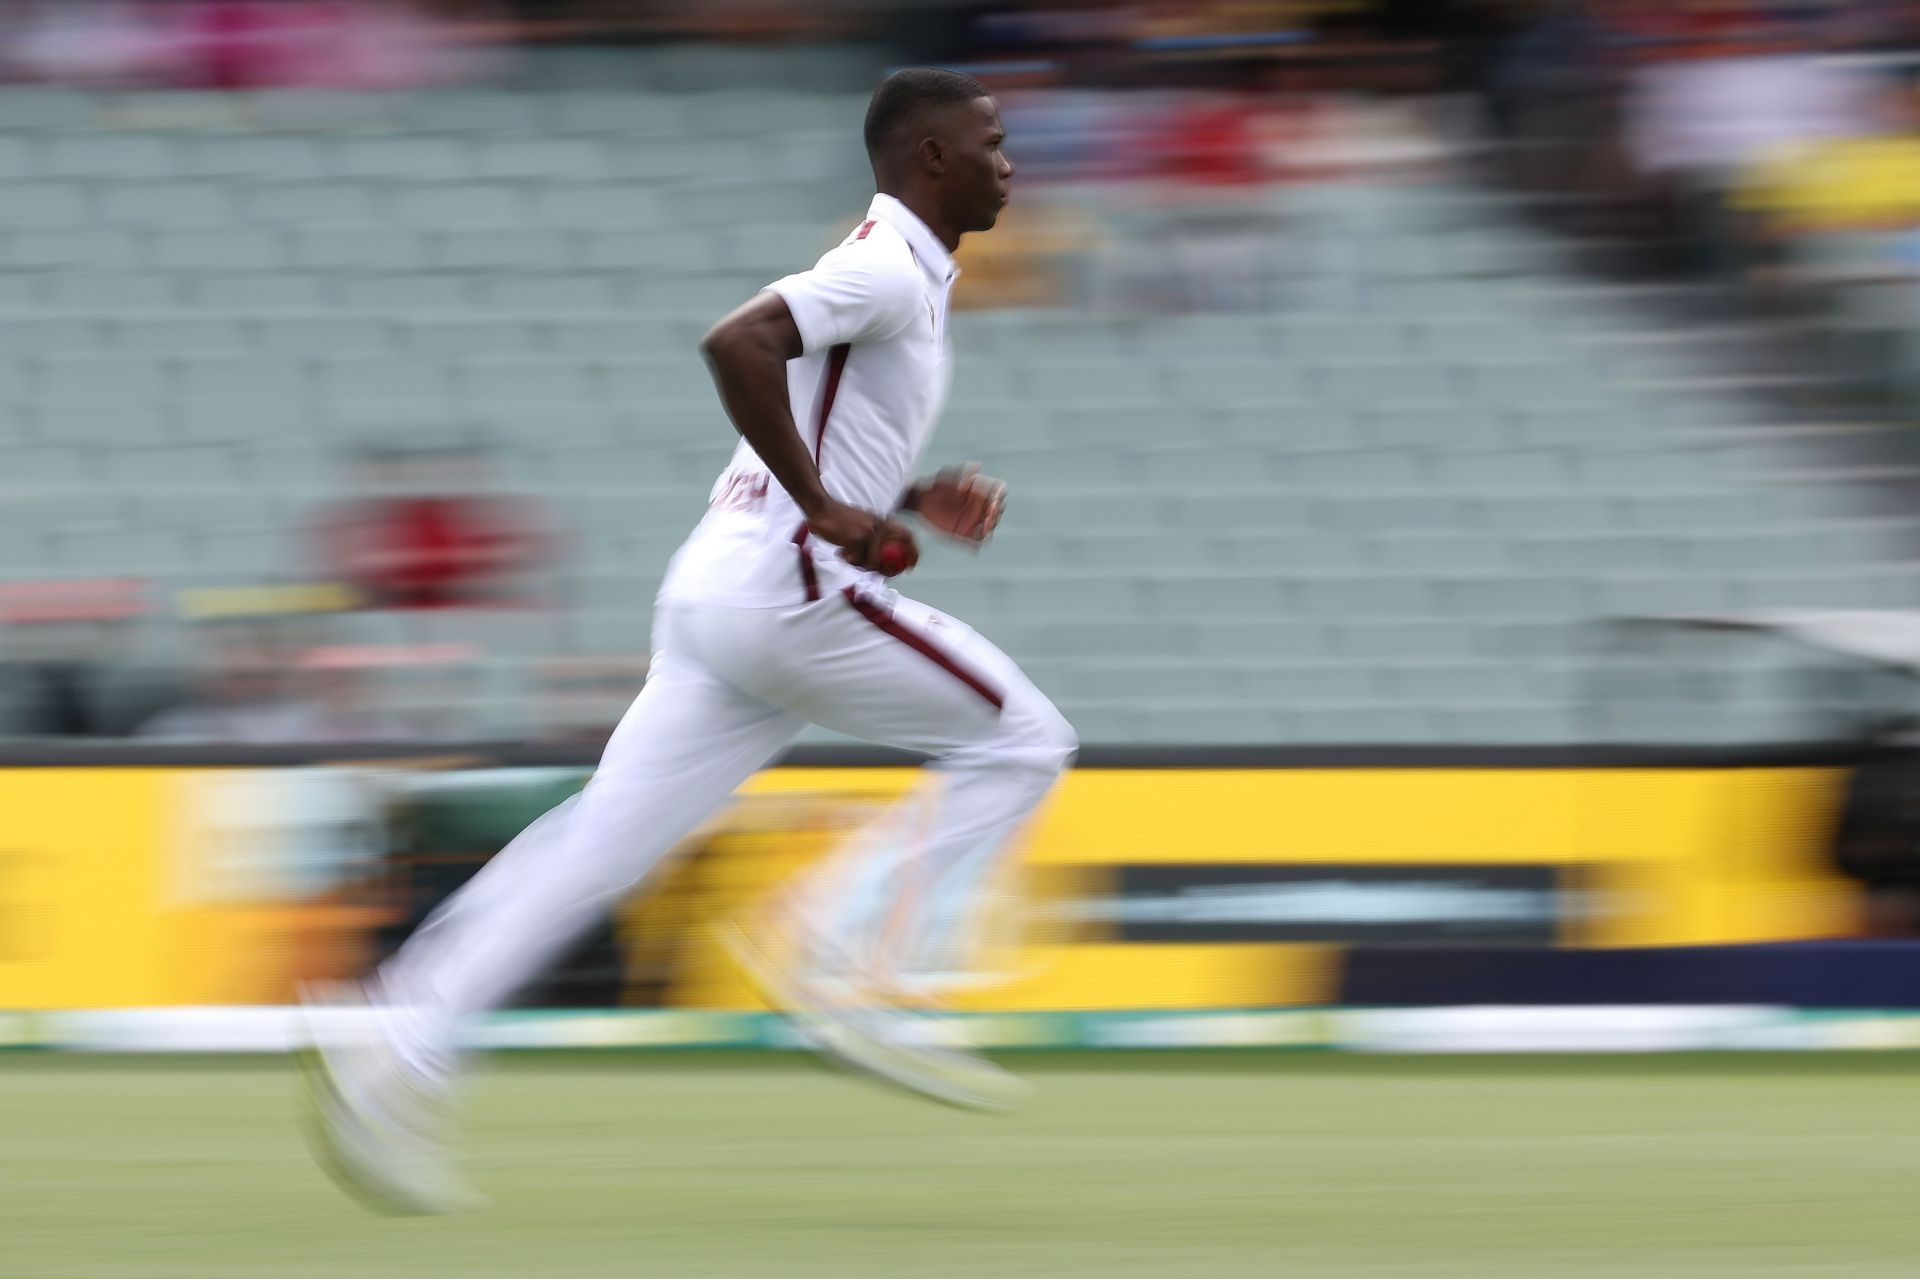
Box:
[765,239,922,355]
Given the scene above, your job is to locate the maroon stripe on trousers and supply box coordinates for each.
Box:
[842,586,1004,711]
[792,522,819,602]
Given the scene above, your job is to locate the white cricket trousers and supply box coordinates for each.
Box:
[379,585,1077,1074]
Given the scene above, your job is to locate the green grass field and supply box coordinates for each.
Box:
[5,1052,1920,1277]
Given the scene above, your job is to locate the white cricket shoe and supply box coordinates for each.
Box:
[295,981,482,1215]
[717,919,1030,1113]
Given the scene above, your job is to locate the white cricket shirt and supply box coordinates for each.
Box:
[657,194,958,609]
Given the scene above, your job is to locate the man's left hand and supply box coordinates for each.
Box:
[907,463,1007,547]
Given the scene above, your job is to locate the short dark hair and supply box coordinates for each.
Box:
[863,67,990,160]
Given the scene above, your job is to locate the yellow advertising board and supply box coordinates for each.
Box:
[0,767,389,1010]
[0,763,1865,1012]
[0,770,176,1009]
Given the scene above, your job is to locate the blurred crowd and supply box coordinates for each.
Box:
[0,1,1511,92]
[1490,0,1920,402]
[0,1,515,89]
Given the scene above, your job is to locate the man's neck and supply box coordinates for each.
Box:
[878,188,960,253]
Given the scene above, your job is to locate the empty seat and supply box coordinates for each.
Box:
[8,228,143,270]
[315,359,450,412]
[149,229,284,273]
[475,275,623,311]
[43,133,176,178]
[96,181,234,229]
[391,184,529,232]
[329,137,471,182]
[0,316,102,355]
[455,359,595,410]
[396,317,537,358]
[1019,357,1165,405]
[252,317,394,358]
[572,227,717,274]
[432,230,574,274]
[291,229,430,273]
[37,354,168,406]
[542,93,688,138]
[1163,360,1301,407]
[400,92,544,135]
[178,135,328,181]
[0,90,98,131]
[0,180,89,227]
[328,275,471,311]
[241,182,385,226]
[194,274,324,307]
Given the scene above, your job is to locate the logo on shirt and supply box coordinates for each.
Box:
[712,470,770,513]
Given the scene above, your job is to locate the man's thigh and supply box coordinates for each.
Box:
[682,591,1060,758]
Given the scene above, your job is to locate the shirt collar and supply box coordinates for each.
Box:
[868,193,956,285]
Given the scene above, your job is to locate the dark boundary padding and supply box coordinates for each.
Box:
[1340,941,1920,1009]
[0,739,1885,769]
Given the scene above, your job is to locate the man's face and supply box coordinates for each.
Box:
[945,95,1014,234]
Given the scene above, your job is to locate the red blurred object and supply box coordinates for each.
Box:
[1143,97,1267,187]
[317,493,549,610]
[183,0,323,89]
[0,579,147,624]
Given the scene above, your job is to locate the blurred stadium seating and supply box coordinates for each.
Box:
[1,44,1918,746]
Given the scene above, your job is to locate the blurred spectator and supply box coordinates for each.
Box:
[1485,0,1623,200]
[0,0,175,84]
[1734,96,1920,402]
[136,619,433,743]
[952,196,1101,310]
[970,86,1450,313]
[1615,7,1882,275]
[312,447,552,613]
[0,0,508,90]
[300,643,474,741]
[137,621,323,742]
[0,581,154,738]
[173,0,496,91]
[1624,27,1888,183]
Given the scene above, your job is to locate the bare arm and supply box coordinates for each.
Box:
[699,292,917,573]
[700,292,827,516]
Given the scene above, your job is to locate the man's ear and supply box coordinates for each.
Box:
[918,135,946,175]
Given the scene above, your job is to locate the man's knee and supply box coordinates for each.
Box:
[1039,702,1079,772]
[1004,692,1077,778]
